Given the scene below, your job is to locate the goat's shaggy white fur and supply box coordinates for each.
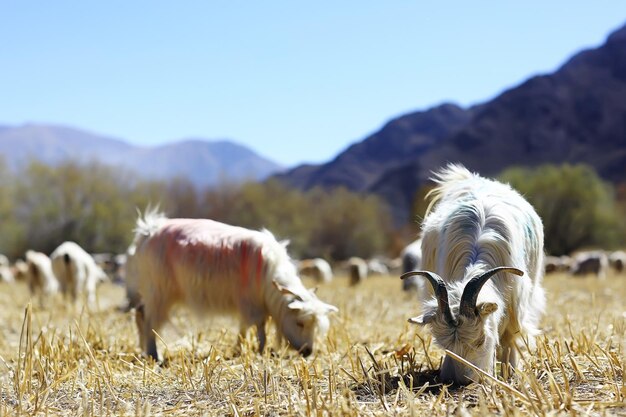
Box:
[411,164,545,384]
[51,241,108,305]
[127,210,338,360]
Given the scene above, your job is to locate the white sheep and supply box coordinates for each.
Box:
[402,164,545,385]
[25,250,59,296]
[127,211,338,361]
[298,258,333,283]
[50,241,108,305]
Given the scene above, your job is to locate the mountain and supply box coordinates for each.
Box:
[276,103,473,192]
[0,124,283,186]
[276,23,626,224]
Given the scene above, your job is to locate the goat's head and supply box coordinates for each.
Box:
[273,281,338,356]
[402,267,523,384]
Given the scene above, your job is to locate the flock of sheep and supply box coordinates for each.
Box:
[0,163,623,387]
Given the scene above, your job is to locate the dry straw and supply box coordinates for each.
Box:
[0,271,623,415]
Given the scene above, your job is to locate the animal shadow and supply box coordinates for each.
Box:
[350,368,444,401]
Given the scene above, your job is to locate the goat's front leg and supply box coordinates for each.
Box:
[239,303,267,353]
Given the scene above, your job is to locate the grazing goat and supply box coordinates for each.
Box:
[348,257,368,286]
[608,250,625,273]
[51,241,108,305]
[401,238,422,291]
[25,250,59,296]
[298,258,333,283]
[127,211,338,361]
[570,251,608,278]
[401,164,545,385]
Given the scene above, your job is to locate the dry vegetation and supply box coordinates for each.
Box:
[0,271,624,416]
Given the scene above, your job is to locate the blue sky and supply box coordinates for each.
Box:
[2,2,625,166]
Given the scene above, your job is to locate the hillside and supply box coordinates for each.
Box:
[275,103,473,191]
[0,125,282,186]
[275,23,626,224]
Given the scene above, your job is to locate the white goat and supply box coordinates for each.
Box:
[50,241,108,305]
[298,258,333,283]
[401,164,545,385]
[127,211,338,361]
[401,238,422,291]
[25,250,59,296]
[348,257,368,286]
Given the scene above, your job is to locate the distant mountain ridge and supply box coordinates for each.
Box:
[0,124,283,186]
[278,103,473,192]
[276,22,626,224]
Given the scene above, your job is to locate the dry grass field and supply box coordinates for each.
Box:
[0,271,624,416]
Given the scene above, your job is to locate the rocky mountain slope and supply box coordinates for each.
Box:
[276,23,626,224]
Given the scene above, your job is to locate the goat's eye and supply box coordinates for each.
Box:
[296,321,305,329]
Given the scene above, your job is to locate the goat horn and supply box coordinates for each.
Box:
[401,270,454,324]
[459,267,524,317]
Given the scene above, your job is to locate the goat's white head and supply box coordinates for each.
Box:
[402,267,523,385]
[273,281,338,356]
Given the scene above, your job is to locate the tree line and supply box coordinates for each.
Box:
[0,159,393,261]
[0,159,623,262]
[499,164,626,255]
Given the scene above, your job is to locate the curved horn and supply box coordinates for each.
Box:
[459,267,524,317]
[401,270,454,324]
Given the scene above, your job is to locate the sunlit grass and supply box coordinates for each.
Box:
[0,271,623,415]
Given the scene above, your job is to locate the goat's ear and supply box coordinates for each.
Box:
[273,280,304,300]
[323,302,338,314]
[477,302,498,318]
[408,312,436,325]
